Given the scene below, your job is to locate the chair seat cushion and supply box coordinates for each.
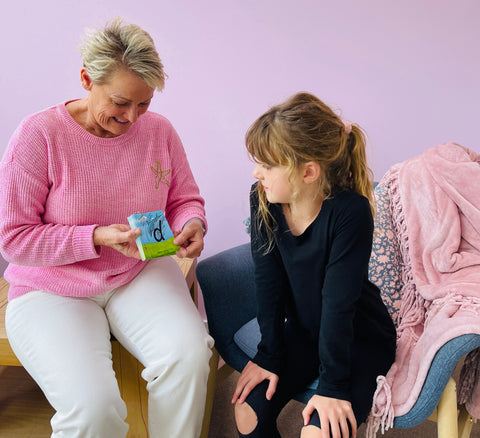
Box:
[233,317,260,359]
[394,333,480,428]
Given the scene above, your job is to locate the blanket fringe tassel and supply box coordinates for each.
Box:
[366,376,394,438]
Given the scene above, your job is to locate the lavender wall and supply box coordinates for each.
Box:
[1,0,479,275]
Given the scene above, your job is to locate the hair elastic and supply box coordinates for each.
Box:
[344,121,352,135]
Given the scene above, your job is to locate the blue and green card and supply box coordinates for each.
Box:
[127,210,179,261]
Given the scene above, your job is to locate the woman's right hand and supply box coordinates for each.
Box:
[232,360,279,404]
[93,224,142,259]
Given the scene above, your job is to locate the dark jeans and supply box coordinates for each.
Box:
[197,243,256,374]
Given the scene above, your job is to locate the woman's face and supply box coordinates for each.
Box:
[82,67,155,138]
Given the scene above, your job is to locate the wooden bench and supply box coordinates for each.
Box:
[0,257,219,438]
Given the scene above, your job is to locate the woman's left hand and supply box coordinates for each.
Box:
[174,219,205,258]
[302,395,357,438]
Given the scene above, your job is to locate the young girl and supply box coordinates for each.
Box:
[232,92,396,438]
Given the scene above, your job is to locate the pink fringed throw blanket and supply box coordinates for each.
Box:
[367,143,480,436]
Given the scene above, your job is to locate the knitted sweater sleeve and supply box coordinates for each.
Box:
[0,116,99,267]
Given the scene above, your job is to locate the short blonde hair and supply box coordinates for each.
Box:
[79,17,166,91]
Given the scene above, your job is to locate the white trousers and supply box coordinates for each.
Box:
[6,257,214,438]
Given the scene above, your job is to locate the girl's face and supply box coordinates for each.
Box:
[252,163,295,204]
[82,67,154,138]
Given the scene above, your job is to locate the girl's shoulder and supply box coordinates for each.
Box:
[329,189,370,210]
[326,190,372,224]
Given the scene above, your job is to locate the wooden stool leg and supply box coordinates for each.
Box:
[436,377,459,438]
[458,405,474,438]
[200,348,220,438]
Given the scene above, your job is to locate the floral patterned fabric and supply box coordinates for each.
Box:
[368,184,403,328]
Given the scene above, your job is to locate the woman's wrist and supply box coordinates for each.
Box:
[93,226,106,246]
[184,218,206,235]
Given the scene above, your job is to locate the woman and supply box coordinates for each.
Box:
[231,93,396,437]
[0,18,213,438]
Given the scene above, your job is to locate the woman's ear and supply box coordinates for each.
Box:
[80,68,93,91]
[302,161,321,185]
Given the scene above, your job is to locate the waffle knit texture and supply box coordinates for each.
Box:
[0,102,207,300]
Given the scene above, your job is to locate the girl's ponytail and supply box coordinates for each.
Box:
[346,124,375,216]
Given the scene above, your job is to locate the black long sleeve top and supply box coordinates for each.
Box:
[250,184,396,402]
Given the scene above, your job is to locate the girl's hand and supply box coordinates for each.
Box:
[232,361,279,404]
[302,395,357,438]
[173,219,205,258]
[93,224,142,259]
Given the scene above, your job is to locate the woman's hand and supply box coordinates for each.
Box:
[302,395,357,438]
[232,360,279,404]
[173,219,205,258]
[93,224,142,259]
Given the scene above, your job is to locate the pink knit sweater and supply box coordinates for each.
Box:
[0,102,207,300]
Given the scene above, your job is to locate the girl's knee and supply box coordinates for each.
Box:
[235,402,258,435]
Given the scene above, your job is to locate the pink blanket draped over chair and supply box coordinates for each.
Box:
[367,143,480,436]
